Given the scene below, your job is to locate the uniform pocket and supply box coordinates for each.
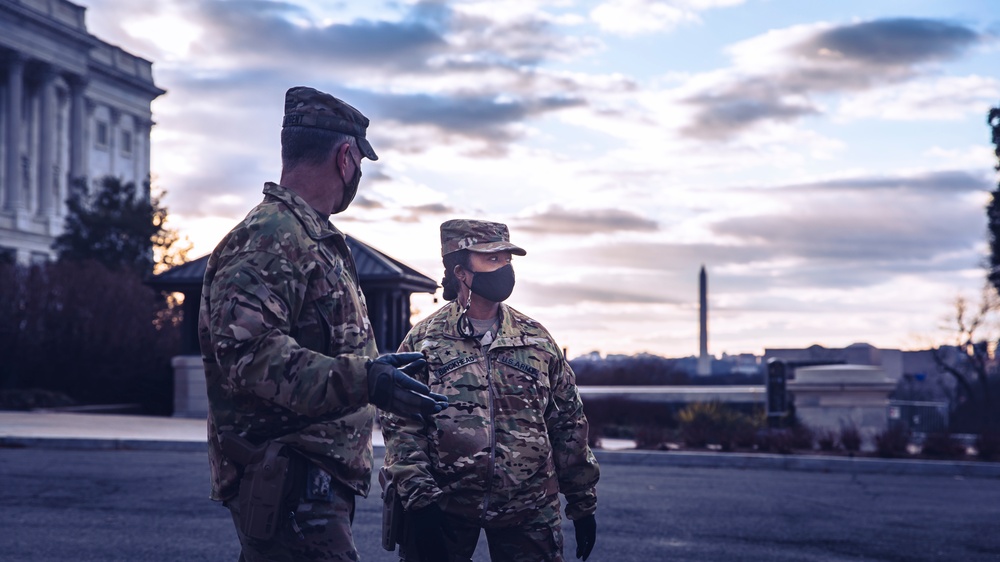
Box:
[494,351,550,400]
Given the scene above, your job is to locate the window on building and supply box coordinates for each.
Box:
[95,121,109,148]
[121,130,133,157]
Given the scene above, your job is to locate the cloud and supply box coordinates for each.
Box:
[712,170,990,263]
[590,0,745,36]
[795,18,979,66]
[350,195,386,211]
[187,2,447,72]
[837,75,1000,121]
[516,205,659,235]
[712,206,981,262]
[372,91,584,146]
[549,169,990,294]
[518,280,680,305]
[562,241,773,271]
[680,92,819,140]
[767,170,993,195]
[681,18,986,140]
[83,0,605,155]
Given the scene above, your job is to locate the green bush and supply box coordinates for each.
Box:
[755,429,795,454]
[582,397,677,442]
[788,424,814,450]
[816,428,840,451]
[921,433,967,459]
[875,425,910,458]
[634,425,675,450]
[976,432,1000,461]
[677,401,762,451]
[840,423,863,454]
[0,261,180,414]
[0,388,77,410]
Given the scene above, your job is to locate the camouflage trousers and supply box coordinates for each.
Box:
[400,498,564,562]
[228,464,358,562]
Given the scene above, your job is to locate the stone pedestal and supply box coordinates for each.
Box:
[788,364,897,450]
[171,355,208,419]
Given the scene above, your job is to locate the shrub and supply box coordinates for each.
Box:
[582,396,677,443]
[921,432,967,459]
[976,432,1000,461]
[755,429,795,454]
[874,425,910,458]
[677,401,761,451]
[840,423,863,454]
[733,416,761,449]
[634,425,675,450]
[816,429,840,452]
[0,388,77,410]
[789,424,814,450]
[0,261,179,414]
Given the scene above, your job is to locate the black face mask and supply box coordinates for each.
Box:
[333,158,362,214]
[467,264,515,303]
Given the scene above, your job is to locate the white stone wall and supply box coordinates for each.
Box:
[0,0,164,264]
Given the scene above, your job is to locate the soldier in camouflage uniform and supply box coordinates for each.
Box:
[199,86,446,562]
[381,219,600,562]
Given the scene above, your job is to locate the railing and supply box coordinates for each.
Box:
[888,400,949,433]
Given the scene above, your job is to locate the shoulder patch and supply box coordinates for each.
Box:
[497,355,540,377]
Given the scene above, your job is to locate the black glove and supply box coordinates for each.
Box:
[573,514,596,561]
[367,352,448,419]
[409,503,455,561]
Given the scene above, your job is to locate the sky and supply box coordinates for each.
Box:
[74,0,1000,359]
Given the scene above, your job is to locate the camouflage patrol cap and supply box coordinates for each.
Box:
[440,219,527,257]
[282,86,378,161]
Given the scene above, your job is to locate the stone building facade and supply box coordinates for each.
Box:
[0,0,164,264]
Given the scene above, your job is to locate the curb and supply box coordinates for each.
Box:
[0,436,207,452]
[5,435,999,480]
[593,449,1000,479]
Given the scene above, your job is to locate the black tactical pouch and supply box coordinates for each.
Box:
[379,467,404,551]
[220,433,300,541]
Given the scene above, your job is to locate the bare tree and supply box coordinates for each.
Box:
[932,285,1000,431]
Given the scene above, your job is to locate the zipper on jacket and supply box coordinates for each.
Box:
[480,347,498,524]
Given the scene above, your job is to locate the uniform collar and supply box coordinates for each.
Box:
[263,182,340,241]
[442,300,525,348]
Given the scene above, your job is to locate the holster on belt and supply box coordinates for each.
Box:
[378,466,405,551]
[220,431,298,541]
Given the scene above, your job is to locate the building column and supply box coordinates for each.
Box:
[139,118,153,199]
[37,65,56,217]
[108,107,120,177]
[68,75,88,185]
[4,52,24,212]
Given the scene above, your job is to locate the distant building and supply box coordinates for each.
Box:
[764,343,904,381]
[721,352,761,376]
[0,0,165,264]
[764,342,965,396]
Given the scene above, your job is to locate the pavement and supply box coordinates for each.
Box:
[2,410,1000,478]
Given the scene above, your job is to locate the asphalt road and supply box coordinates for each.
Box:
[1,447,999,561]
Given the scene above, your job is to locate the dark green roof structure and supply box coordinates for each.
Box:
[147,234,438,355]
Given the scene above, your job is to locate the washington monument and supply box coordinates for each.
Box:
[698,265,711,376]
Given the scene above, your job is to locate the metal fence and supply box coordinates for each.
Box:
[887,400,949,433]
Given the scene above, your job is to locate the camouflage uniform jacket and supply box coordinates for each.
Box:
[199,182,378,502]
[381,301,599,525]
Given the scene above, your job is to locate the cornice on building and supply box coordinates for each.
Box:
[88,42,167,99]
[0,0,95,47]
